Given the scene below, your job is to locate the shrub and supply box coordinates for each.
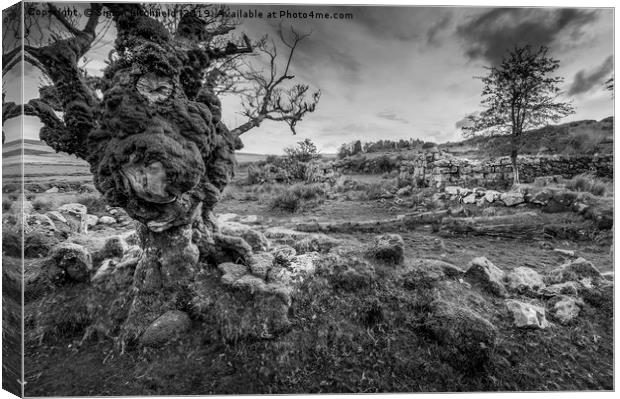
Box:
[565,173,609,196]
[32,198,53,213]
[422,141,437,149]
[284,138,320,163]
[74,194,108,215]
[269,183,326,213]
[2,198,12,212]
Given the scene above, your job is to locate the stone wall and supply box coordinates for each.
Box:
[397,152,613,189]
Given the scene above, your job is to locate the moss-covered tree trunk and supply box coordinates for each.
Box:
[24,3,252,342]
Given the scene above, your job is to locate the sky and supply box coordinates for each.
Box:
[3,3,614,155]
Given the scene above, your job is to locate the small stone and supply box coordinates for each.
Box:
[462,193,476,204]
[98,216,116,225]
[505,300,549,329]
[45,186,59,193]
[464,257,507,297]
[218,262,248,285]
[140,310,191,347]
[549,296,582,324]
[540,281,581,297]
[484,190,500,203]
[272,245,297,266]
[500,191,525,207]
[505,267,545,294]
[85,214,99,227]
[444,186,460,195]
[249,252,275,279]
[553,249,576,257]
[546,257,603,285]
[239,215,259,224]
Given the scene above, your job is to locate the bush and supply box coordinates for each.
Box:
[422,141,437,149]
[74,194,108,215]
[565,173,609,196]
[32,198,53,213]
[269,183,326,213]
[284,138,320,163]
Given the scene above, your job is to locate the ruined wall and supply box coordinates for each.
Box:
[398,153,613,189]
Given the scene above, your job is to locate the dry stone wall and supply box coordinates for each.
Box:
[397,152,613,189]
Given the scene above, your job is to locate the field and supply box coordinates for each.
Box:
[2,137,615,395]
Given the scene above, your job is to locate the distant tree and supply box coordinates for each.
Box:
[462,45,575,185]
[284,138,320,163]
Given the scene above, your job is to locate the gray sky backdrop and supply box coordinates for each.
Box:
[3,3,614,154]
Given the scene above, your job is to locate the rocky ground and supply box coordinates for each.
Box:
[1,166,614,395]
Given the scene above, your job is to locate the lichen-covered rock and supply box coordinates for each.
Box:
[462,193,476,204]
[464,257,507,297]
[99,236,127,260]
[484,190,500,203]
[549,296,583,325]
[505,267,545,294]
[85,214,99,227]
[292,233,342,254]
[365,234,405,265]
[268,252,320,287]
[406,259,465,280]
[218,262,248,285]
[540,281,581,297]
[98,216,116,225]
[140,310,191,347]
[545,257,603,285]
[47,242,93,284]
[424,300,497,369]
[220,221,270,252]
[57,203,88,233]
[46,211,67,224]
[249,252,275,279]
[499,191,525,207]
[272,245,297,266]
[505,300,549,329]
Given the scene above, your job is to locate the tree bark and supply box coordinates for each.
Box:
[511,132,520,186]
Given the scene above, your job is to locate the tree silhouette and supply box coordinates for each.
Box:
[462,45,574,185]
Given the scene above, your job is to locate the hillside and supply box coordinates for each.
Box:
[440,117,613,160]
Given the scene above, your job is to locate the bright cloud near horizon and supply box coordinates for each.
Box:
[3,4,614,155]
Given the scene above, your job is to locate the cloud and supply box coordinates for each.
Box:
[426,14,452,46]
[568,55,613,95]
[376,111,409,124]
[457,8,599,64]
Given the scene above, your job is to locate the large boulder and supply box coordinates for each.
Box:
[424,300,497,369]
[505,267,545,294]
[505,300,549,329]
[47,242,93,284]
[464,257,507,297]
[140,310,191,347]
[545,257,603,285]
[540,281,581,297]
[365,234,405,265]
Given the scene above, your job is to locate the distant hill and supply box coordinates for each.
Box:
[439,117,613,159]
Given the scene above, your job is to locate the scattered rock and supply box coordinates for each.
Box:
[218,262,248,285]
[505,300,549,329]
[365,234,405,265]
[45,186,59,193]
[553,248,576,257]
[424,300,497,369]
[499,191,525,207]
[464,257,507,297]
[220,221,270,252]
[47,242,93,284]
[98,216,116,225]
[549,296,582,325]
[505,267,545,294]
[484,190,500,203]
[461,193,476,204]
[249,252,275,279]
[545,257,603,285]
[140,310,191,347]
[272,245,297,266]
[85,214,99,228]
[540,281,580,297]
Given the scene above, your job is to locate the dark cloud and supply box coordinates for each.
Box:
[457,8,599,64]
[568,55,614,95]
[426,14,452,46]
[377,111,409,124]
